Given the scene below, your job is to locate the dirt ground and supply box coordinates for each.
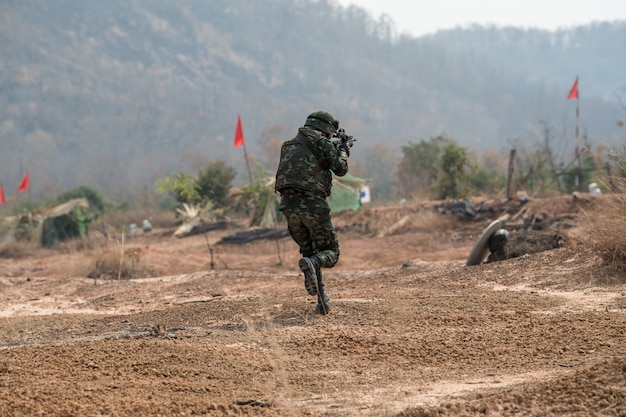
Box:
[1,194,625,417]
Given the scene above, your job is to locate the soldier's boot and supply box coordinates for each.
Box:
[299,255,322,296]
[315,270,331,315]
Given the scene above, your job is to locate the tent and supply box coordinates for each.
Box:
[328,173,366,213]
[0,198,94,248]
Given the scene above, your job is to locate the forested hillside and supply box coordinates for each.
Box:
[0,0,624,199]
[421,23,626,99]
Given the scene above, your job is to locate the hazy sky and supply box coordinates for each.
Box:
[336,0,626,37]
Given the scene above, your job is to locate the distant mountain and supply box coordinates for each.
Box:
[419,23,626,100]
[0,0,624,198]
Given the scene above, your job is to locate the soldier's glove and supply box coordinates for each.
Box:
[331,128,355,158]
[339,142,350,158]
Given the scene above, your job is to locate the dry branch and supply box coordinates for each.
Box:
[177,296,224,305]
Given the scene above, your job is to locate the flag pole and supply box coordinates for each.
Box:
[242,141,253,185]
[567,76,581,192]
[575,78,581,192]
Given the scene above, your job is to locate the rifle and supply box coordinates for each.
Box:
[330,128,356,156]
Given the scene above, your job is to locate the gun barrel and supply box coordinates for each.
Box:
[331,130,356,146]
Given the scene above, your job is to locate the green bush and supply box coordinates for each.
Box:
[155,172,201,206]
[53,185,109,217]
[196,161,236,207]
[436,143,471,199]
[155,160,236,208]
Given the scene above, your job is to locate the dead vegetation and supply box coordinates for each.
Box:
[0,240,41,259]
[1,191,621,281]
[577,192,626,283]
[85,239,153,280]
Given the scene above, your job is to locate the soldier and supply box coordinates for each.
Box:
[275,111,351,314]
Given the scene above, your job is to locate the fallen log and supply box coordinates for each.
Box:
[218,228,290,245]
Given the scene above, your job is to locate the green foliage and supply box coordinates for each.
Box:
[238,178,278,224]
[396,136,480,200]
[196,161,236,207]
[158,195,180,212]
[42,205,90,247]
[395,136,450,198]
[561,151,602,193]
[53,185,109,217]
[6,200,40,216]
[468,166,507,196]
[436,143,472,199]
[155,172,202,205]
[155,160,236,208]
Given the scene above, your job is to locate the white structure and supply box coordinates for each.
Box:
[588,183,601,195]
[360,185,371,203]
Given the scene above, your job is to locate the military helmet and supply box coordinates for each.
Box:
[304,110,339,135]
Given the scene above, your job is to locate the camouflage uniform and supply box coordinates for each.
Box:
[275,111,349,314]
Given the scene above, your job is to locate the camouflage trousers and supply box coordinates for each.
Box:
[279,192,340,268]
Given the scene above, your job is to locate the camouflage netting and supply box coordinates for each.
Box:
[327,173,366,213]
[0,198,95,248]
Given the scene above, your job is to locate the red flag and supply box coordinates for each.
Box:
[233,114,245,148]
[17,171,30,193]
[0,183,5,205]
[567,77,579,100]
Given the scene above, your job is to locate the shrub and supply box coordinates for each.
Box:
[578,146,626,283]
[155,160,236,208]
[196,160,236,207]
[53,185,110,217]
[86,242,151,280]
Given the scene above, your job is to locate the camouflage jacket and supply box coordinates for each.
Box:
[275,127,348,197]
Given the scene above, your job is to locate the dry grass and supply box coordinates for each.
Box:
[410,209,454,232]
[85,237,153,280]
[0,240,43,259]
[577,192,626,284]
[53,237,100,254]
[0,228,154,281]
